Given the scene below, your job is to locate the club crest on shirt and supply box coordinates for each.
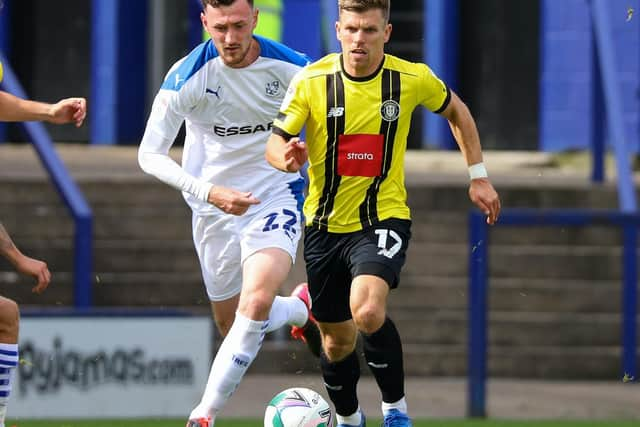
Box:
[265,80,281,97]
[380,100,400,122]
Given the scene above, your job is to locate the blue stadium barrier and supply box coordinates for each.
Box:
[90,0,147,145]
[0,0,10,143]
[0,54,94,308]
[423,0,458,149]
[590,0,637,211]
[468,208,638,418]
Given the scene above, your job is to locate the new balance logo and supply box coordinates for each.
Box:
[327,107,344,118]
[367,362,389,369]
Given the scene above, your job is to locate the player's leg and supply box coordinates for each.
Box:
[210,296,239,337]
[317,320,365,427]
[188,247,294,423]
[305,227,365,427]
[349,218,413,427]
[192,213,242,336]
[0,296,19,427]
[241,192,319,351]
[288,282,321,357]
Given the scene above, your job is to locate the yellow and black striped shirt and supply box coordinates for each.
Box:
[274,53,450,233]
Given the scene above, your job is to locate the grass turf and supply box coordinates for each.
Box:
[7,419,639,427]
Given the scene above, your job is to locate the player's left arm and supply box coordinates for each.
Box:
[439,91,501,225]
[0,90,86,126]
[0,222,51,293]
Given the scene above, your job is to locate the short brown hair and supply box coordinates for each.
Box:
[338,0,390,21]
[201,0,253,8]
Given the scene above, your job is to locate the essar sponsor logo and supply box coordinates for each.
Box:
[214,122,273,137]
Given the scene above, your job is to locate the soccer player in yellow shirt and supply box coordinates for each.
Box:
[266,1,500,426]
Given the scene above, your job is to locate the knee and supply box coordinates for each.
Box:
[352,304,385,335]
[238,289,273,319]
[322,334,356,362]
[0,297,20,342]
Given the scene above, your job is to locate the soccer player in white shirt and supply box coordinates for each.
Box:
[137,1,319,426]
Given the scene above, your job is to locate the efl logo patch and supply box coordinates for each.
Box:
[337,134,384,177]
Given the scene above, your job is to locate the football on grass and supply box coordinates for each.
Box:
[264,387,333,427]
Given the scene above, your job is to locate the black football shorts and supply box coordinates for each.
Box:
[303,218,411,322]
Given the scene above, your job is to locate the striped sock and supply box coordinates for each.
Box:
[0,343,19,427]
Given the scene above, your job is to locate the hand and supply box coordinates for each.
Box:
[283,137,308,172]
[14,254,51,294]
[48,97,87,127]
[207,185,260,216]
[469,178,501,225]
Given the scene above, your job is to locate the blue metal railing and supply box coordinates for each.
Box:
[468,209,638,418]
[0,53,93,307]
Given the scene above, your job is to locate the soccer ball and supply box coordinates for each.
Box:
[264,387,333,427]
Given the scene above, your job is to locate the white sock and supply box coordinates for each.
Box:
[336,407,362,426]
[382,397,408,415]
[0,343,18,427]
[189,312,267,419]
[264,295,308,333]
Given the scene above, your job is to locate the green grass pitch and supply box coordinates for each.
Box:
[7,419,639,427]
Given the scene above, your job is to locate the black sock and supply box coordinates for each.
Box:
[362,317,405,403]
[320,350,360,416]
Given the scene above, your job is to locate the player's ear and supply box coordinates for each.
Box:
[335,21,341,42]
[384,23,392,43]
[252,8,259,31]
[200,11,207,30]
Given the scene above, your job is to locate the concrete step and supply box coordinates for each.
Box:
[0,270,207,307]
[393,276,627,313]
[250,341,636,379]
[9,239,630,294]
[410,214,622,246]
[405,243,625,280]
[389,309,639,347]
[0,205,192,240]
[402,344,632,378]
[406,182,619,212]
[6,239,199,272]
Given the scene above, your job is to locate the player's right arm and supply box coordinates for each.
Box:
[138,84,214,202]
[266,135,307,172]
[266,70,309,173]
[0,222,50,293]
[0,91,86,126]
[138,67,260,215]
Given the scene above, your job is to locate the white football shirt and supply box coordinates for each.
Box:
[139,35,310,215]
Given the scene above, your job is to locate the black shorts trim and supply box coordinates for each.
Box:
[353,262,398,289]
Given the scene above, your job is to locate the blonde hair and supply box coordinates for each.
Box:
[338,0,390,22]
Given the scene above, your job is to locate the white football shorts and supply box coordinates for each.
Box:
[191,185,304,302]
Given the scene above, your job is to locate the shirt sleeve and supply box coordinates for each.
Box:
[273,70,309,137]
[418,64,451,114]
[138,86,213,203]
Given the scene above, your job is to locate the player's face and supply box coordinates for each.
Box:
[336,9,391,77]
[201,1,258,68]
